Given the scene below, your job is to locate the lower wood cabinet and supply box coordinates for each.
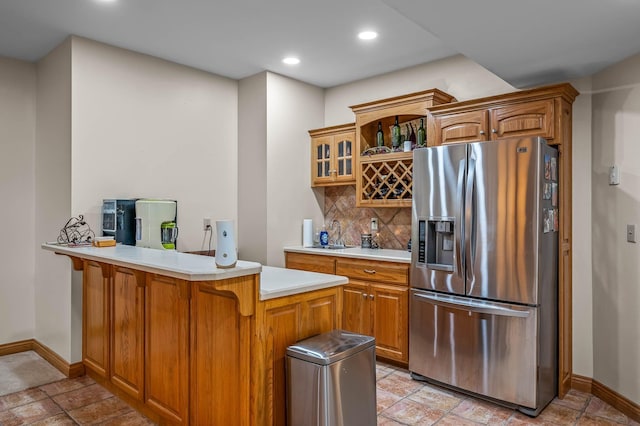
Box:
[190,276,254,426]
[110,266,144,401]
[83,261,110,379]
[342,280,408,363]
[285,252,410,365]
[253,287,341,426]
[145,274,190,424]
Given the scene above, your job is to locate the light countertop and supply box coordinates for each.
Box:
[42,243,262,281]
[42,244,349,300]
[284,245,411,263]
[259,266,347,301]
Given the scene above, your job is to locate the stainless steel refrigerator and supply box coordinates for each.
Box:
[410,137,558,416]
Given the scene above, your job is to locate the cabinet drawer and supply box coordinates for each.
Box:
[336,259,408,285]
[285,252,336,274]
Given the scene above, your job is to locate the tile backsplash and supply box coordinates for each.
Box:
[324,186,411,251]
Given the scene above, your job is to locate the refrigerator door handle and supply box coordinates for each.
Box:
[456,159,466,278]
[465,157,476,281]
[413,292,531,318]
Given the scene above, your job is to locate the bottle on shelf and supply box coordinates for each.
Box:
[409,123,416,143]
[391,116,401,149]
[417,118,426,146]
[376,121,385,147]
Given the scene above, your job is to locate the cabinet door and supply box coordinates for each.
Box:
[83,261,110,378]
[311,135,334,186]
[334,131,355,183]
[432,110,489,145]
[490,99,554,141]
[145,275,189,425]
[110,267,144,400]
[302,292,340,338]
[342,282,370,336]
[371,283,408,363]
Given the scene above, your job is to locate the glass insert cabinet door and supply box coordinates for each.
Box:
[310,126,355,186]
[335,138,353,178]
[314,137,333,180]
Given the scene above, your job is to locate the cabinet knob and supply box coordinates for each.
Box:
[369,294,374,300]
[363,269,376,274]
[362,293,368,298]
[479,130,485,135]
[491,128,497,134]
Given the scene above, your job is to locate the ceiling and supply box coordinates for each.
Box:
[1,0,640,89]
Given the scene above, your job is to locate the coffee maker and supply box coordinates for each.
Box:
[135,199,178,250]
[102,199,137,245]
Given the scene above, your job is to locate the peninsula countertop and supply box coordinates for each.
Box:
[284,245,411,263]
[259,265,347,301]
[42,243,262,281]
[42,243,348,300]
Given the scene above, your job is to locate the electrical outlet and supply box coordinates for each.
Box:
[370,217,378,231]
[203,217,211,231]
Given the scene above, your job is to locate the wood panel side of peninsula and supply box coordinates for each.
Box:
[58,251,342,426]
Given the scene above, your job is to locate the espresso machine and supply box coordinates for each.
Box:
[135,199,178,250]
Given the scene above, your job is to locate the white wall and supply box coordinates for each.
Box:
[0,57,36,345]
[591,53,640,404]
[265,73,325,266]
[34,39,74,360]
[324,54,515,125]
[71,37,238,253]
[568,77,594,378]
[238,73,268,264]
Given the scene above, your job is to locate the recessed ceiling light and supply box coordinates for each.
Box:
[358,31,378,40]
[95,0,117,3]
[282,57,300,65]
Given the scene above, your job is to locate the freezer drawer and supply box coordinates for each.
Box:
[409,290,538,409]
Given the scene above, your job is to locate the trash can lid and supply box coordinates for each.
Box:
[286,330,375,365]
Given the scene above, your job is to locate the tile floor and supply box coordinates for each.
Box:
[0,357,637,425]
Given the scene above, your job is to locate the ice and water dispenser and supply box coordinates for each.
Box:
[417,219,455,271]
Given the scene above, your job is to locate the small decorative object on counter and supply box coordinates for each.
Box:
[319,224,329,247]
[376,121,384,147]
[403,141,412,152]
[58,214,95,246]
[417,118,426,146]
[215,220,237,268]
[391,116,401,149]
[361,233,372,249]
[407,238,412,252]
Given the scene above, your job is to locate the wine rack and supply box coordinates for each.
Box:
[350,88,456,208]
[359,152,413,207]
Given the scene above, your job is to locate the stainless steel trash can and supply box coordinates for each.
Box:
[286,330,376,426]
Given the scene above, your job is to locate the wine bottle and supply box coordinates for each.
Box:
[391,116,401,148]
[409,123,416,143]
[417,118,426,146]
[376,121,384,147]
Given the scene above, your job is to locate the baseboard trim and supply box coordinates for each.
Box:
[0,339,34,357]
[572,374,640,422]
[0,339,85,379]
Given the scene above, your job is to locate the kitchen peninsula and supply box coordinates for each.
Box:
[42,243,346,425]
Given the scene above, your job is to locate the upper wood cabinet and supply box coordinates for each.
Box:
[428,84,576,146]
[309,123,356,187]
[350,89,456,207]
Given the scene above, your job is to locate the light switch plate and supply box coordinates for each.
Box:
[609,165,620,185]
[627,224,636,243]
